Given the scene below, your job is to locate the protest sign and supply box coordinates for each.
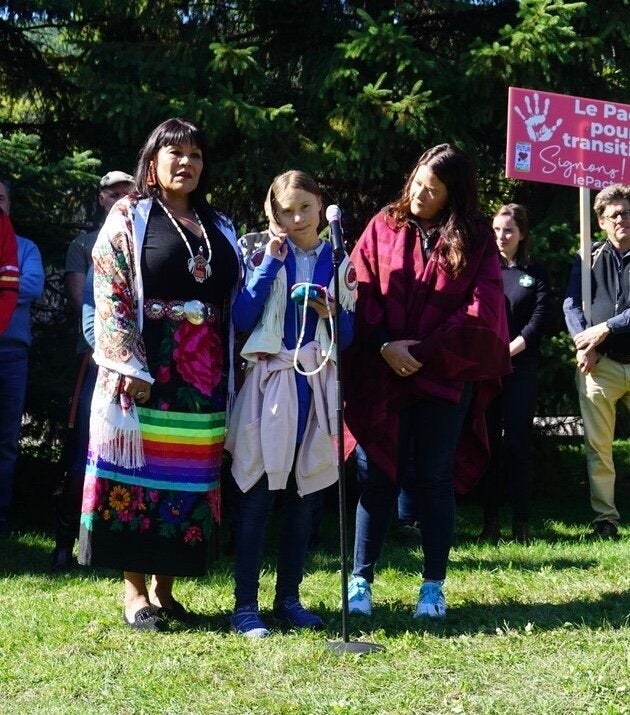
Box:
[506,87,629,189]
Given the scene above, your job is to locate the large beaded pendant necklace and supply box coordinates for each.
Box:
[156,198,212,282]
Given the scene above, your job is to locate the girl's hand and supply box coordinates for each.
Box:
[307,295,336,319]
[122,375,152,404]
[380,339,422,377]
[265,228,289,261]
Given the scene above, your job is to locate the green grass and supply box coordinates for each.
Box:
[1,439,629,715]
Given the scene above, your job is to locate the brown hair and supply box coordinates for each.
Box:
[388,144,479,277]
[593,183,630,218]
[493,203,530,266]
[264,170,324,233]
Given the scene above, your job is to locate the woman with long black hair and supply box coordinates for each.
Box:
[78,118,242,631]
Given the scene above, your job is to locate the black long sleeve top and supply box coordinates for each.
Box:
[502,261,551,367]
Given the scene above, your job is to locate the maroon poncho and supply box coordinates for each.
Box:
[343,211,511,494]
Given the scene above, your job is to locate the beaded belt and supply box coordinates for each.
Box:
[144,298,221,325]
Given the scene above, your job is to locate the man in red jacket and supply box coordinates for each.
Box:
[0,207,19,334]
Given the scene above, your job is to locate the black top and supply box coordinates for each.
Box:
[502,261,551,366]
[141,202,238,303]
[140,203,239,367]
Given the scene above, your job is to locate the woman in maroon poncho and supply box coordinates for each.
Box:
[344,144,510,619]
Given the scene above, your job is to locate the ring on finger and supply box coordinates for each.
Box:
[136,391,146,399]
[400,367,407,374]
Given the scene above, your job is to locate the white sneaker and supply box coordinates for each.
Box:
[347,576,372,616]
[413,580,446,619]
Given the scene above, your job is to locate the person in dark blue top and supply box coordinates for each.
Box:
[225,170,354,637]
[479,204,551,543]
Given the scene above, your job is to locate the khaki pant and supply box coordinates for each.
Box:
[577,355,628,524]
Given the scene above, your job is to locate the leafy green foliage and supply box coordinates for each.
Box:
[0,132,100,260]
[1,0,629,456]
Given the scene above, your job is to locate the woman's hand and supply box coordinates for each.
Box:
[381,340,422,377]
[122,376,152,404]
[509,335,526,357]
[265,228,289,261]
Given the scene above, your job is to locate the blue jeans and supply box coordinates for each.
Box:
[353,384,472,582]
[233,469,319,608]
[482,364,538,523]
[397,446,419,525]
[0,348,28,524]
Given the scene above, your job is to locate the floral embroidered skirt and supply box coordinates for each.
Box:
[78,316,226,576]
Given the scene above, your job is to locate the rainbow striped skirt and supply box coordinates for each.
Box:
[79,407,224,576]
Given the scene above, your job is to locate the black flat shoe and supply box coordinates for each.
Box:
[592,520,619,539]
[477,518,501,544]
[124,605,166,632]
[512,521,530,544]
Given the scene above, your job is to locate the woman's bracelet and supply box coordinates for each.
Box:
[379,341,390,355]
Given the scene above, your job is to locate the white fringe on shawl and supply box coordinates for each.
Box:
[89,379,145,469]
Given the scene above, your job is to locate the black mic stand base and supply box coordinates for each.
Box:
[326,640,386,656]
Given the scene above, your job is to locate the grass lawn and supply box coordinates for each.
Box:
[0,438,628,715]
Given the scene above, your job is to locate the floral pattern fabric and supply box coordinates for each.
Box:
[81,474,221,543]
[78,195,241,576]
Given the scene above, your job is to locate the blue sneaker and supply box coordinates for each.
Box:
[273,597,324,630]
[230,604,270,638]
[347,576,372,616]
[413,580,446,619]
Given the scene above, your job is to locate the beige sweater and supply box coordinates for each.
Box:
[225,342,338,496]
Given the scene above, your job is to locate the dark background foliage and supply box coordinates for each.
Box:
[1,0,628,458]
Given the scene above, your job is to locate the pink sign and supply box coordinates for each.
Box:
[506,86,629,189]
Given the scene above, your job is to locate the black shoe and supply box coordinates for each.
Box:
[124,606,167,632]
[151,599,189,621]
[593,520,619,539]
[512,521,530,544]
[51,545,74,572]
[477,518,501,544]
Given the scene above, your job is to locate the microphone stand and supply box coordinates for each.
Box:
[326,242,384,656]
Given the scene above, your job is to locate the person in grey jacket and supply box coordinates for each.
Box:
[563,183,630,540]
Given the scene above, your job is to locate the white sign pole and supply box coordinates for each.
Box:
[579,187,592,325]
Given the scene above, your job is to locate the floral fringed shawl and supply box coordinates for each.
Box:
[89,195,241,469]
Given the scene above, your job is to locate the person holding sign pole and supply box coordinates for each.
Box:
[563,183,630,540]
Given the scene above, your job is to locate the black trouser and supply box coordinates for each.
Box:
[482,363,538,524]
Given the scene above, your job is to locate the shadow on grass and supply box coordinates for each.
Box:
[319,588,630,639]
[450,555,599,574]
[372,544,601,577]
[0,532,56,576]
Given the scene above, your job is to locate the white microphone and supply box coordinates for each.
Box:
[326,204,345,259]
